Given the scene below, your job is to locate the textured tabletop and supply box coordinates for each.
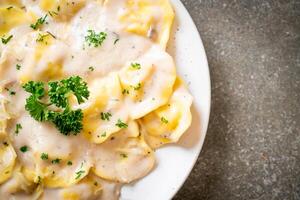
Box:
[174,0,300,199]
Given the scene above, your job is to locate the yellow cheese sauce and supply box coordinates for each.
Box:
[0,0,192,199]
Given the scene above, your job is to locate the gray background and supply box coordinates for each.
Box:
[174,0,300,199]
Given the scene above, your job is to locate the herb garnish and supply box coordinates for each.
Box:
[1,35,13,44]
[132,83,141,90]
[131,63,141,70]
[88,66,94,71]
[114,38,119,45]
[23,76,89,135]
[115,119,128,129]
[85,30,107,47]
[30,15,47,30]
[16,64,21,70]
[51,158,61,164]
[75,162,85,179]
[100,112,112,121]
[36,33,49,42]
[75,170,85,179]
[122,89,129,95]
[15,123,22,134]
[161,117,169,124]
[7,6,13,10]
[67,161,73,166]
[120,153,128,158]
[41,153,48,160]
[20,145,28,153]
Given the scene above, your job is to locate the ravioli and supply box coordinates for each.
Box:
[104,0,174,48]
[141,78,193,148]
[0,0,193,199]
[92,121,155,183]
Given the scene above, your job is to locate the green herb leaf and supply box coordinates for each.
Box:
[16,64,21,70]
[41,153,48,160]
[51,158,61,164]
[85,30,107,47]
[36,33,49,42]
[131,63,141,70]
[120,153,128,158]
[67,161,73,166]
[23,81,45,99]
[115,119,128,129]
[20,145,28,153]
[161,117,169,124]
[23,77,88,135]
[88,66,94,71]
[51,109,83,135]
[15,123,22,134]
[61,76,90,104]
[122,89,129,95]
[75,170,85,179]
[30,15,47,30]
[100,112,112,121]
[24,96,49,122]
[1,35,13,44]
[132,83,141,90]
[48,81,69,108]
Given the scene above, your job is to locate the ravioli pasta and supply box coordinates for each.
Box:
[0,0,193,199]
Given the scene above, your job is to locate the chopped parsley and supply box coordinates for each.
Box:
[9,90,16,95]
[132,83,141,90]
[30,15,47,30]
[161,117,169,124]
[114,38,119,45]
[1,35,13,44]
[15,123,22,134]
[16,64,21,70]
[122,89,129,95]
[100,112,112,121]
[51,158,61,164]
[48,11,58,17]
[94,181,98,186]
[101,132,107,137]
[23,76,89,135]
[41,153,48,160]
[20,145,28,153]
[115,119,128,129]
[36,33,49,42]
[88,66,94,71]
[3,142,9,146]
[5,87,16,95]
[67,161,73,166]
[85,30,107,47]
[75,170,85,179]
[131,63,141,70]
[75,162,85,179]
[120,153,128,158]
[7,6,13,10]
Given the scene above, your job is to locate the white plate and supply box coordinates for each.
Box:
[121,1,211,199]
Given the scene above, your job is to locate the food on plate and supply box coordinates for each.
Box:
[0,0,193,199]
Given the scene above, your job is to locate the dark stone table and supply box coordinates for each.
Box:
[174,0,300,199]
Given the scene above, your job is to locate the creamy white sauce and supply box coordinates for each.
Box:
[0,0,190,199]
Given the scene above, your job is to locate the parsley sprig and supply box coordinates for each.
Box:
[85,30,107,47]
[23,76,89,135]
